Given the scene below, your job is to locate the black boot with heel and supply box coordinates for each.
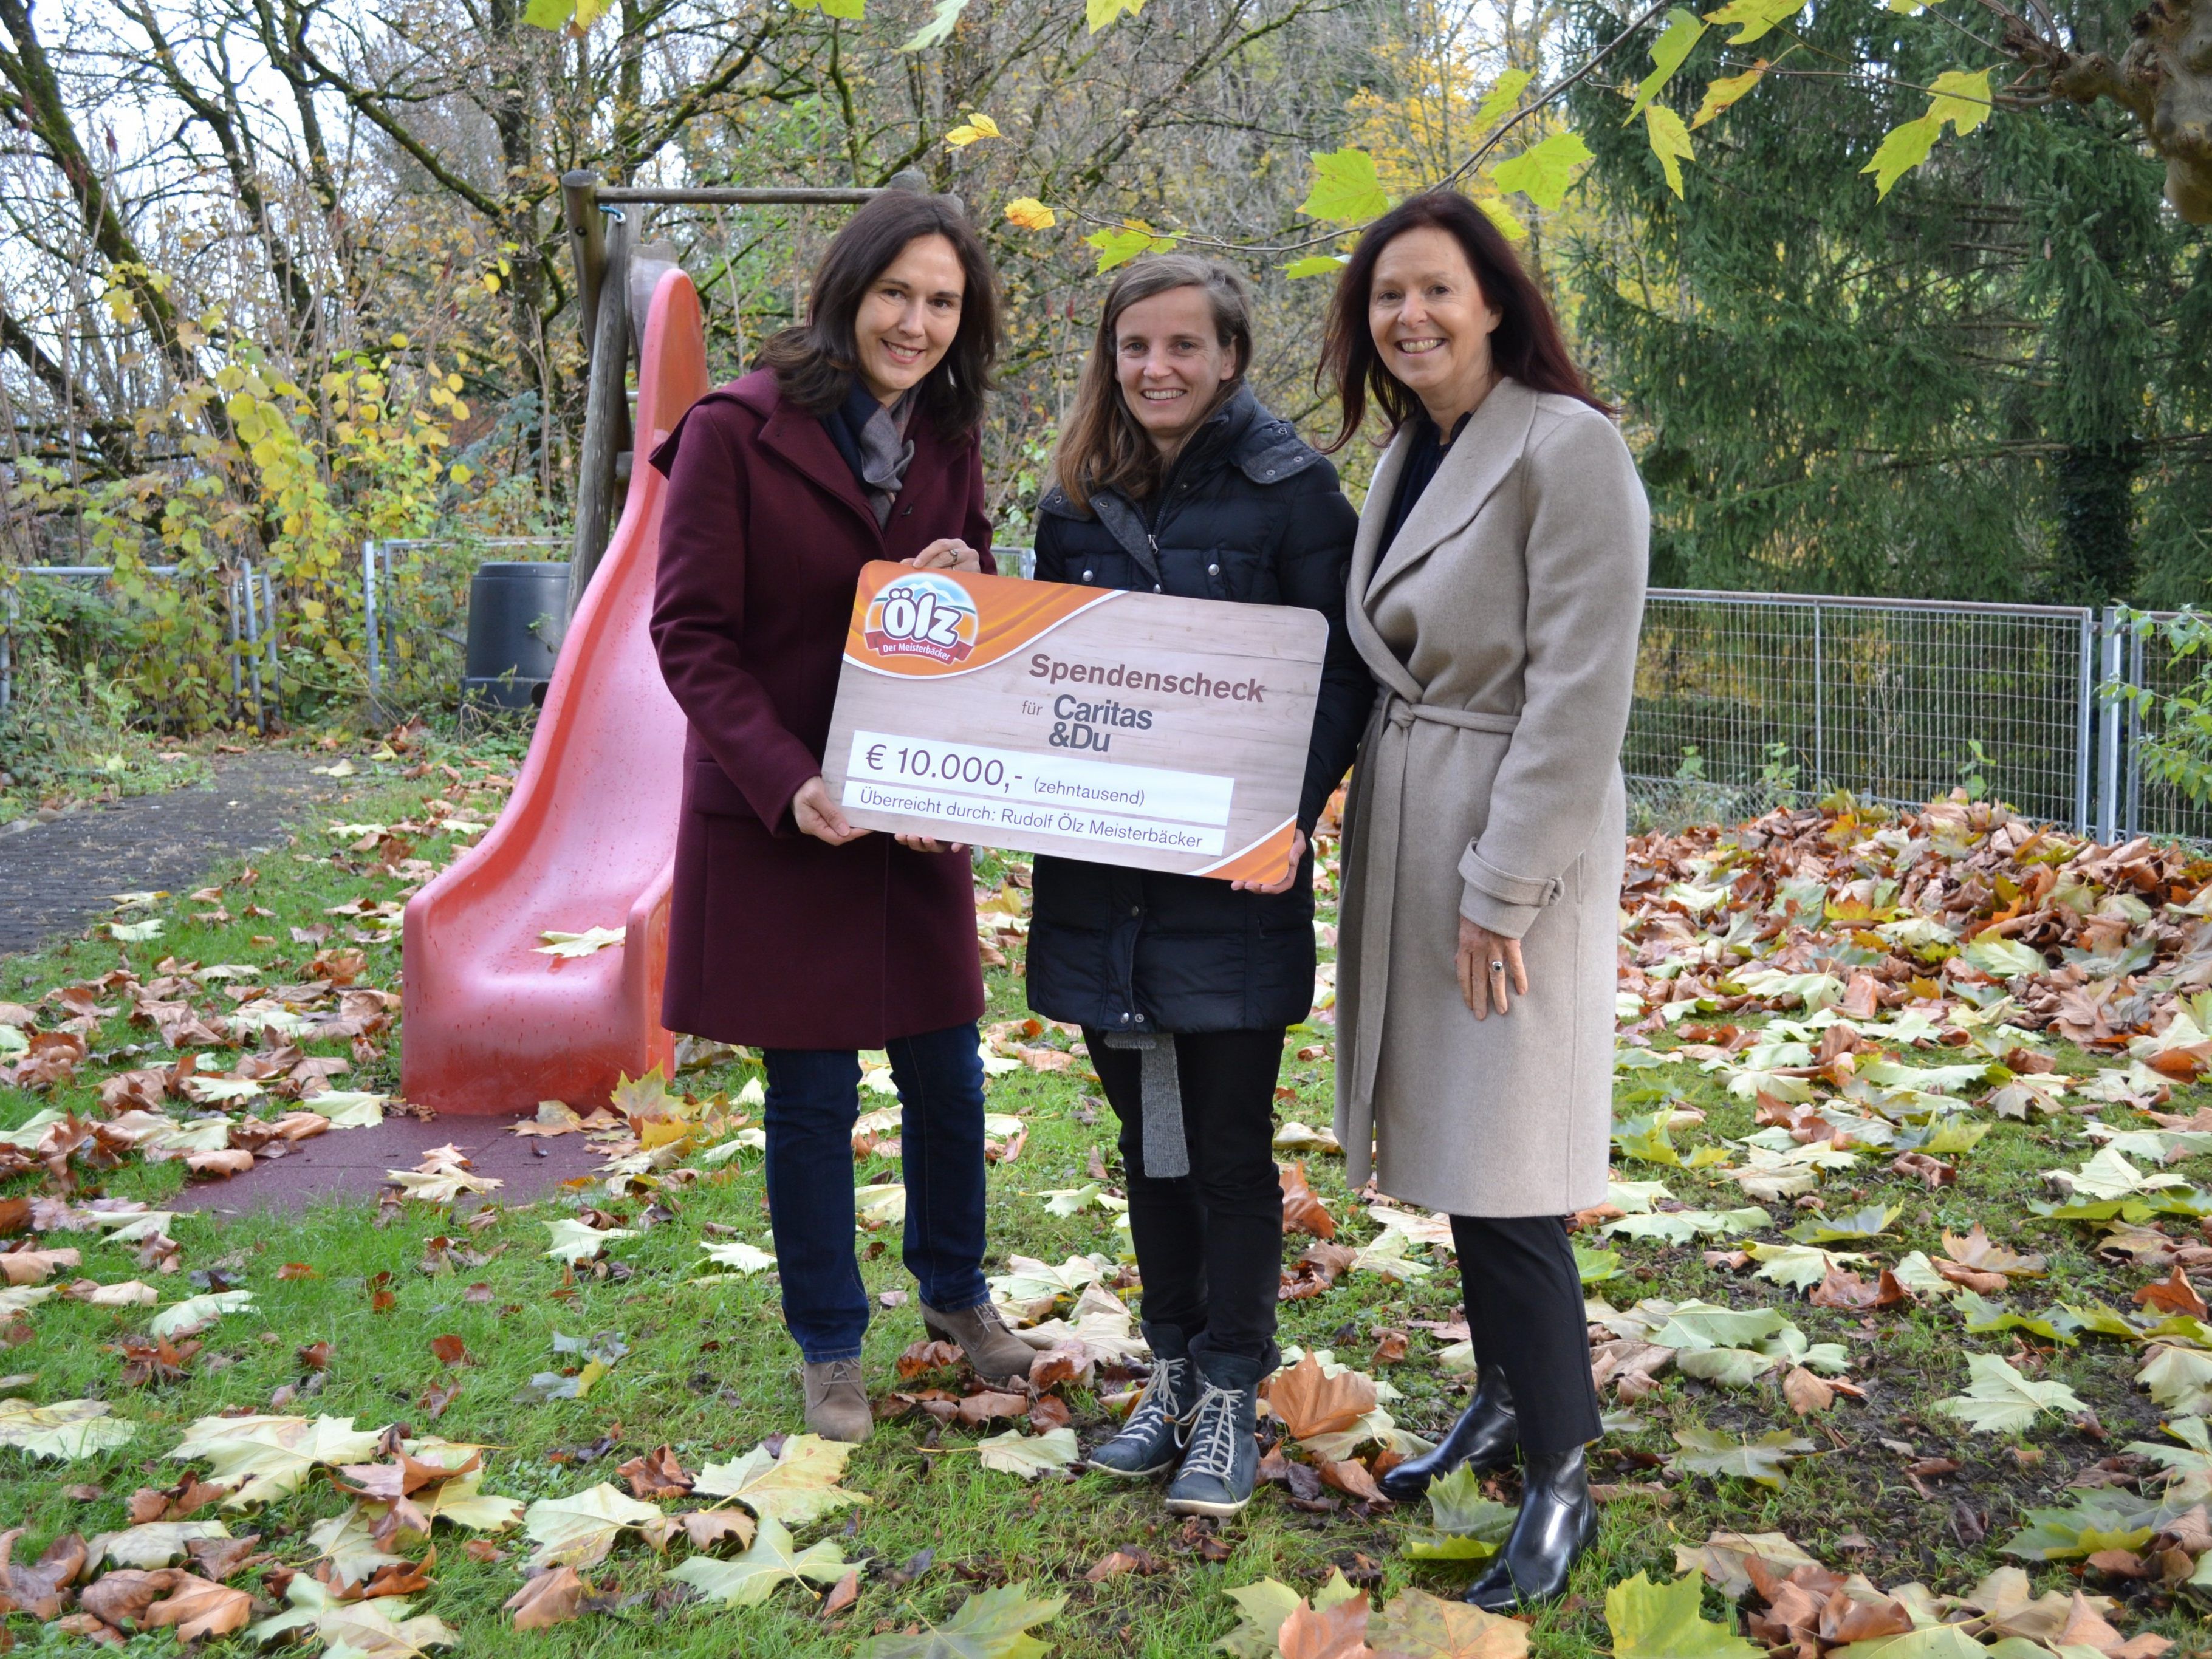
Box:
[1462,1443,1598,1611]
[1377,1362,1518,1503]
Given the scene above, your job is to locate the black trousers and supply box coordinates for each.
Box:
[1086,1026,1286,1375]
[1450,1213,1604,1453]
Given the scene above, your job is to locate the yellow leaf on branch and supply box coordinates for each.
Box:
[1644,104,1696,199]
[1928,68,1995,134]
[1861,111,1944,199]
[945,113,1001,146]
[1691,61,1768,128]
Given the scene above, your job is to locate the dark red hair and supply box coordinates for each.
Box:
[1317,190,1611,451]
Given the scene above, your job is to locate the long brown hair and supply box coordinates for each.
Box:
[756,191,999,441]
[1050,254,1255,513]
[1317,190,1611,451]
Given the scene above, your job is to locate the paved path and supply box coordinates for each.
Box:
[0,748,613,1209]
[0,753,343,956]
[169,1116,610,1215]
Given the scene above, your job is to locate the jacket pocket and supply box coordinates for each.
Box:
[685,757,757,819]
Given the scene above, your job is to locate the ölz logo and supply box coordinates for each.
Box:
[861,573,979,666]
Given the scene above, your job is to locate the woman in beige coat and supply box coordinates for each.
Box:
[1323,192,1648,1611]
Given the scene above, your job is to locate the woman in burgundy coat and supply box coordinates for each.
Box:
[649,191,1033,1440]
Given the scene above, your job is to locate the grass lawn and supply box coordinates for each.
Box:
[4,734,2212,1658]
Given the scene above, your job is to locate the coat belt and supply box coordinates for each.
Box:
[1345,693,1521,1175]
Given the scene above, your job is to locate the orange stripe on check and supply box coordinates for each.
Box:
[1192,819,1298,885]
[844,561,1112,678]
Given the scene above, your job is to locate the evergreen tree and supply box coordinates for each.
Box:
[1563,0,2212,604]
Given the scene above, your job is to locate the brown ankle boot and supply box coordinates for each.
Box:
[801,1358,872,1442]
[919,1298,1035,1385]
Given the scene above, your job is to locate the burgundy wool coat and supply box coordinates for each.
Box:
[648,368,995,1050]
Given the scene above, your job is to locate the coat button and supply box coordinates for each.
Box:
[1152,584,1162,593]
[1118,1011,1132,1024]
[1207,563,1220,576]
[1082,569,1094,583]
[1129,905,1141,917]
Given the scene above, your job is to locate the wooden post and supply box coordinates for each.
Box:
[561,171,606,349]
[567,211,632,619]
[627,241,682,354]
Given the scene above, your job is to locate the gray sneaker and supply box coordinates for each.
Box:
[1165,1358,1260,1517]
[1089,1339,1197,1478]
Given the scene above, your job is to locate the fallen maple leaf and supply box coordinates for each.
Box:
[1368,1585,1529,1658]
[1940,1222,2047,1279]
[519,1482,661,1570]
[666,1514,848,1606]
[80,1568,181,1630]
[145,1572,253,1640]
[1085,1548,1170,1582]
[858,1582,1067,1658]
[1318,1457,1388,1503]
[1264,1355,1377,1443]
[0,1528,89,1618]
[1807,1267,1906,1310]
[504,1565,586,1630]
[0,1248,81,1285]
[677,1508,755,1550]
[1781,1367,1835,1415]
[1283,1241,1359,1300]
[1891,1152,1957,1189]
[185,1534,265,1581]
[617,1445,694,1500]
[1279,1593,1375,1659]
[955,1390,1030,1426]
[116,1335,199,1387]
[2135,1267,2210,1319]
[976,1426,1080,1477]
[691,1433,868,1525]
[1936,1260,2010,1295]
[1280,1163,1337,1240]
[894,1339,963,1379]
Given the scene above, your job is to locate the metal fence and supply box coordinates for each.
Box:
[361,536,567,701]
[1628,590,2096,830]
[13,547,2212,845]
[0,563,285,730]
[1621,589,2212,843]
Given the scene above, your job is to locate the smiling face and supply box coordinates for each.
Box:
[851,233,966,405]
[1367,225,1503,428]
[1112,284,1239,454]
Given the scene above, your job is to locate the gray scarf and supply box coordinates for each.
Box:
[1101,1031,1188,1177]
[855,394,917,527]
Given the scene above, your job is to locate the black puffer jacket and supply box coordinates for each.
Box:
[1024,386,1372,1035]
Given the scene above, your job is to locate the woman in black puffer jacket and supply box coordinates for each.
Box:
[1027,255,1371,1518]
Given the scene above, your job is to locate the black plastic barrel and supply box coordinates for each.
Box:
[462,561,570,709]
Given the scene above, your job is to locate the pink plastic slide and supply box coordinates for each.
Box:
[401,268,708,1116]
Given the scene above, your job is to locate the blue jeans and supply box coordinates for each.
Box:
[761,1021,992,1363]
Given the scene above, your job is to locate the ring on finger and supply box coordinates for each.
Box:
[1489,960,1506,974]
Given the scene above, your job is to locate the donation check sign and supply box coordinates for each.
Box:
[822,562,1329,882]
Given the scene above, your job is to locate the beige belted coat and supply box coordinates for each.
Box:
[1332,377,1648,1217]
